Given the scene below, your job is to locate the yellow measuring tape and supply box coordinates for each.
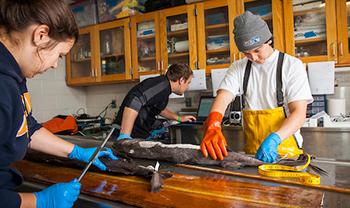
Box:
[258,154,320,185]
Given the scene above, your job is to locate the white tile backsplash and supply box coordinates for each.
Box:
[37,95,57,110]
[86,83,133,111]
[27,81,42,95]
[335,67,350,86]
[55,65,66,81]
[35,67,57,81]
[27,58,87,122]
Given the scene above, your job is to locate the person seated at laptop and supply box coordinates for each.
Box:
[200,11,313,163]
[115,63,196,140]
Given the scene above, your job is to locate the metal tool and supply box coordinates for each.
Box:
[77,127,115,182]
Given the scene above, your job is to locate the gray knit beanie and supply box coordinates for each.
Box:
[233,11,272,52]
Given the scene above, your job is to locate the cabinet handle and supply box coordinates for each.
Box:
[339,41,344,56]
[195,61,199,69]
[157,61,160,71]
[331,42,336,57]
[161,60,164,72]
[233,54,236,62]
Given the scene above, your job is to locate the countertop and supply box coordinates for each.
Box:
[20,135,350,207]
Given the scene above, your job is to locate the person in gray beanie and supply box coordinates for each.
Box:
[233,11,272,52]
[200,11,313,163]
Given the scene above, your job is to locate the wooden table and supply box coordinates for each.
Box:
[13,160,323,208]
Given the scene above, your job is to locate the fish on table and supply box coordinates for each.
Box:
[24,138,326,192]
[24,148,172,192]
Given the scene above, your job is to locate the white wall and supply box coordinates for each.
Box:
[85,83,131,120]
[27,58,87,122]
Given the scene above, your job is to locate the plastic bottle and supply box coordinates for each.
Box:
[102,60,107,75]
[105,35,111,54]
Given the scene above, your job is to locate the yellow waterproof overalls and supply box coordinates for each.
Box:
[242,52,303,159]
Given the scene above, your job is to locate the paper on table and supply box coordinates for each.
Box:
[188,69,206,91]
[307,61,335,95]
[211,68,228,97]
[139,74,184,99]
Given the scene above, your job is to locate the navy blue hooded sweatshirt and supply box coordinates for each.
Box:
[0,42,42,207]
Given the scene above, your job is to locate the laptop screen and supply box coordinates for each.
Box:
[197,97,214,118]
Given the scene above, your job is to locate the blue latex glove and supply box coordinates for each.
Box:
[116,133,132,140]
[68,145,118,171]
[146,127,167,140]
[34,179,81,208]
[255,133,281,163]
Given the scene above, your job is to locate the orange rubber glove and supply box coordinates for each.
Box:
[200,112,228,160]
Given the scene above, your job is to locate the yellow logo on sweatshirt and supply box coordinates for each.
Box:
[16,92,32,137]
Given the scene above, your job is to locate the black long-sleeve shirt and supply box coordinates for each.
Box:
[115,75,171,139]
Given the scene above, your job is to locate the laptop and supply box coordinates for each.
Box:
[182,96,215,125]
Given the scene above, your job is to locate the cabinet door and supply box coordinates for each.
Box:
[197,0,235,73]
[284,0,337,63]
[66,26,96,86]
[337,0,350,64]
[96,19,132,83]
[160,4,197,71]
[243,0,285,52]
[131,12,161,78]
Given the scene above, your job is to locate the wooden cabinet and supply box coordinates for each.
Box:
[66,18,132,86]
[131,12,161,78]
[197,0,235,72]
[284,0,337,63]
[241,0,350,66]
[160,4,198,72]
[66,26,96,85]
[197,0,285,73]
[250,0,350,66]
[336,0,350,65]
[131,4,197,79]
[66,0,350,86]
[96,19,132,83]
